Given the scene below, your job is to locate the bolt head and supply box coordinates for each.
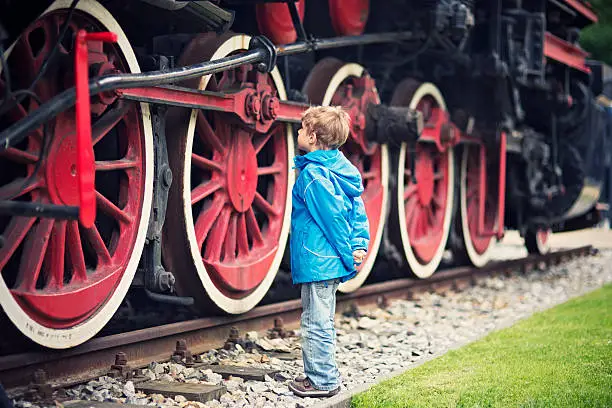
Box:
[176,339,187,352]
[114,352,128,366]
[33,369,47,384]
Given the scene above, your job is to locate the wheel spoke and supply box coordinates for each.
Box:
[191,180,223,205]
[257,164,282,176]
[1,97,44,141]
[48,220,66,288]
[426,206,436,227]
[0,148,39,164]
[253,128,276,155]
[408,206,421,239]
[192,153,224,172]
[467,186,478,200]
[96,191,132,224]
[432,194,444,209]
[83,224,112,265]
[253,192,278,216]
[95,159,139,172]
[194,195,225,249]
[404,184,417,201]
[204,205,231,262]
[14,218,54,292]
[0,216,37,270]
[246,207,264,245]
[67,221,87,282]
[0,177,41,200]
[223,213,238,262]
[92,101,130,146]
[237,212,249,256]
[196,111,227,156]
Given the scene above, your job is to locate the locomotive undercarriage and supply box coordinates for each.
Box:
[0,0,605,349]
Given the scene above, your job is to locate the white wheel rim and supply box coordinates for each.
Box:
[459,147,497,267]
[0,0,153,349]
[182,35,294,313]
[316,63,389,293]
[396,83,454,279]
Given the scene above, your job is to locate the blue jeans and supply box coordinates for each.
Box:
[300,278,341,391]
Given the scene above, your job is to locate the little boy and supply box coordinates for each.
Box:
[288,105,370,398]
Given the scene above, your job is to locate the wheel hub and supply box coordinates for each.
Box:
[226,130,258,212]
[416,152,434,206]
[46,115,80,206]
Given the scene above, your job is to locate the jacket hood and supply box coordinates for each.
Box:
[294,149,363,197]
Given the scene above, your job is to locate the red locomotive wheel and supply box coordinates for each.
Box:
[328,0,369,36]
[302,57,389,293]
[256,0,305,44]
[0,0,153,348]
[163,33,294,313]
[390,80,454,278]
[525,227,552,255]
[455,144,498,267]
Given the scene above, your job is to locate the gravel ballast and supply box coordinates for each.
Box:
[12,248,612,408]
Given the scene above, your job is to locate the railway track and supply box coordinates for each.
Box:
[0,245,594,401]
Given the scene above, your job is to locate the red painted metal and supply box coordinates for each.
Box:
[0,13,147,329]
[120,85,306,133]
[468,133,506,244]
[563,0,598,23]
[464,144,496,254]
[497,132,506,240]
[189,64,289,293]
[328,0,369,36]
[416,107,457,151]
[256,0,305,44]
[478,143,486,236]
[544,32,590,73]
[76,30,117,228]
[404,143,451,263]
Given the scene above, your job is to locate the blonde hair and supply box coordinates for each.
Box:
[301,105,351,149]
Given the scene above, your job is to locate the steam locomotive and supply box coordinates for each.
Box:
[0,0,609,349]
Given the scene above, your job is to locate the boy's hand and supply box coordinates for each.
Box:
[353,249,367,265]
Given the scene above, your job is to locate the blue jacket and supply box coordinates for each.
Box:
[290,149,370,284]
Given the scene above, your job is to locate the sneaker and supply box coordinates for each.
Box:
[294,374,307,382]
[288,378,340,398]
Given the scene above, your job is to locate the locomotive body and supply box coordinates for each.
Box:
[0,0,609,349]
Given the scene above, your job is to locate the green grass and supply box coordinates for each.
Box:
[351,284,612,408]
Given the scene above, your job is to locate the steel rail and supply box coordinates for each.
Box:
[0,245,593,396]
